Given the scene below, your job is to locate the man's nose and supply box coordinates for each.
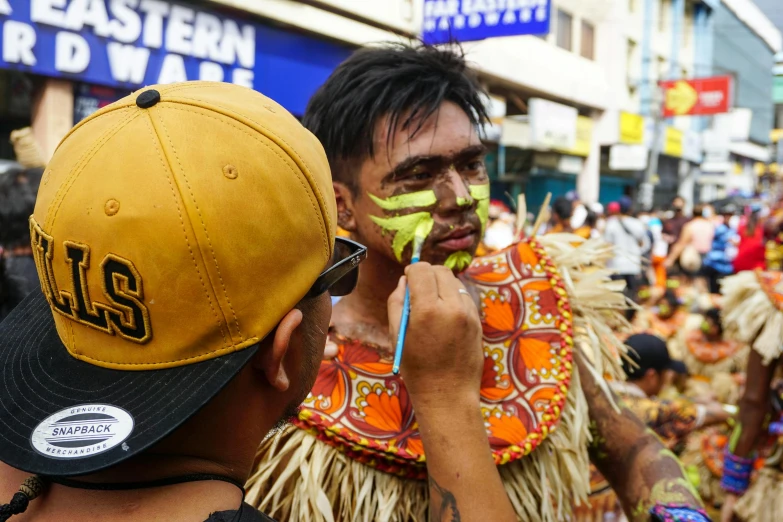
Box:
[437,168,473,212]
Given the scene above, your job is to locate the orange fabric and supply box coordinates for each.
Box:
[295,239,575,476]
[652,255,668,289]
[574,226,591,239]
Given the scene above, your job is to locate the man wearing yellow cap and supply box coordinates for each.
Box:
[246,44,708,522]
[0,82,519,521]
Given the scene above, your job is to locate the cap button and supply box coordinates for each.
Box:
[136,89,161,109]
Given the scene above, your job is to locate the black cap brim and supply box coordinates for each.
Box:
[0,290,258,477]
[667,360,689,375]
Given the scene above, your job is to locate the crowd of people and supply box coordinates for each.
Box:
[1,42,783,522]
[483,191,779,304]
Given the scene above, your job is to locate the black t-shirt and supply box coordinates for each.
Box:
[205,502,277,522]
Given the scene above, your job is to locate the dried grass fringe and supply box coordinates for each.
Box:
[245,234,629,522]
[680,344,749,380]
[721,272,783,365]
[733,468,783,522]
[246,364,590,522]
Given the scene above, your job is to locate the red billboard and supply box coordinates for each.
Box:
[659,75,733,117]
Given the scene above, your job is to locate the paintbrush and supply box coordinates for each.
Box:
[392,220,430,375]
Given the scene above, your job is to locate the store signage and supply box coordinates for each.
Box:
[528,97,577,151]
[555,115,592,157]
[658,75,733,117]
[609,144,648,171]
[422,0,551,45]
[619,112,645,144]
[662,127,683,158]
[681,130,702,163]
[0,0,352,115]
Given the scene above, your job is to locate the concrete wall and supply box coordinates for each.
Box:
[713,3,776,144]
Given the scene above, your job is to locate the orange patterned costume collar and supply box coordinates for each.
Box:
[757,271,783,312]
[294,239,575,476]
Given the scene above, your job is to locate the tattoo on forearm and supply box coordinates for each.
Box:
[429,476,460,522]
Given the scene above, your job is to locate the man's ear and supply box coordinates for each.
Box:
[334,181,358,232]
[253,308,303,391]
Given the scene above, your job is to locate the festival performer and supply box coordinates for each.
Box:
[719,270,783,522]
[245,44,707,522]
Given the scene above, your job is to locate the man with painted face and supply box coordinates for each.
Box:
[246,44,707,522]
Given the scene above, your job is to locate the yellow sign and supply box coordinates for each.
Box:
[664,81,699,116]
[663,127,683,158]
[620,112,645,144]
[556,115,593,157]
[772,129,783,143]
[754,162,766,176]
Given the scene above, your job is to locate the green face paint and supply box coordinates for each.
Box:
[469,184,490,233]
[368,190,437,211]
[370,212,434,262]
[444,251,473,271]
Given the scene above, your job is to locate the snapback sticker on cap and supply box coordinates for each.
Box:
[31,405,134,460]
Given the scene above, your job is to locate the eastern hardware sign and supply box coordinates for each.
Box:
[423,0,551,45]
[659,75,733,117]
[0,0,352,115]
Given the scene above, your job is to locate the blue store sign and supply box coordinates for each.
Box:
[0,0,353,115]
[423,0,551,45]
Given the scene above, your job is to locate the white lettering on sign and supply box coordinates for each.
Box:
[3,20,37,65]
[107,42,149,82]
[65,0,112,37]
[139,0,169,48]
[165,4,193,55]
[198,60,223,82]
[192,12,222,62]
[6,0,259,86]
[700,91,724,107]
[232,67,253,88]
[55,31,90,72]
[31,0,68,28]
[107,0,142,43]
[157,52,186,83]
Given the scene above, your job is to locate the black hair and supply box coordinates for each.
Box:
[584,209,597,228]
[0,167,42,248]
[705,308,723,337]
[302,43,489,193]
[552,197,572,221]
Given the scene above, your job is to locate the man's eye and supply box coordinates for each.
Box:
[408,171,432,181]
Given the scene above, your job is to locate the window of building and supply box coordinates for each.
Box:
[684,3,694,47]
[556,9,573,51]
[581,21,595,60]
[657,56,667,79]
[658,0,668,32]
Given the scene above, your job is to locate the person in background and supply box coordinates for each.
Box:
[733,205,766,273]
[614,334,731,445]
[663,196,690,246]
[665,204,716,283]
[604,200,650,305]
[0,167,43,320]
[549,196,575,234]
[566,190,588,232]
[703,209,738,294]
[647,211,670,289]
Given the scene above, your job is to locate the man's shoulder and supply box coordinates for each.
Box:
[205,503,277,522]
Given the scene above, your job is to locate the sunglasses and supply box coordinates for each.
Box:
[305,237,367,298]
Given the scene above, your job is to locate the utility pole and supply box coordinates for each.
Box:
[639,85,662,211]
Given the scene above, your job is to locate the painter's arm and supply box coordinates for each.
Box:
[577,352,704,521]
[390,264,515,522]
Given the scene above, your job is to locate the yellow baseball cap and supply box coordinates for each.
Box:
[0,81,336,476]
